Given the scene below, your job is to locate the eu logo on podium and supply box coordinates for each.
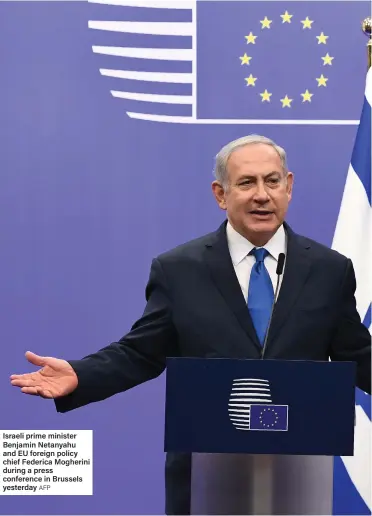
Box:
[228,377,289,432]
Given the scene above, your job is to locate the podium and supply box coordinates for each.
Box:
[164,358,356,515]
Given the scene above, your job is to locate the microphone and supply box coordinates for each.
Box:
[261,253,285,358]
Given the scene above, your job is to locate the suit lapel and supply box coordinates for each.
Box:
[204,222,262,352]
[268,223,312,343]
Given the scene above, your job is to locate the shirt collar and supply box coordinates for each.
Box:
[226,221,286,266]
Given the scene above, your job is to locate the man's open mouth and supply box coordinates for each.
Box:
[249,210,273,215]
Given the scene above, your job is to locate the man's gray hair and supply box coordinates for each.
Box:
[213,134,288,186]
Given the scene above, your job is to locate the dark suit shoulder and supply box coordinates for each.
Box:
[155,230,216,264]
[295,232,349,267]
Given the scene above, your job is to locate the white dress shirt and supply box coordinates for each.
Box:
[226,221,287,302]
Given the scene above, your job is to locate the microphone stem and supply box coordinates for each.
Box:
[261,273,281,358]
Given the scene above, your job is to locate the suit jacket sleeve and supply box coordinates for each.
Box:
[55,257,177,413]
[330,258,371,394]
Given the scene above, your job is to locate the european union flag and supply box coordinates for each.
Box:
[197,1,367,120]
[250,404,288,431]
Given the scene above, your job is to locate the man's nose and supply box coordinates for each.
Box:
[253,181,270,202]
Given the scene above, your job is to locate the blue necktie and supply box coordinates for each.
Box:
[247,248,274,345]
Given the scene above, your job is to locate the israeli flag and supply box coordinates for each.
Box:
[331,68,371,513]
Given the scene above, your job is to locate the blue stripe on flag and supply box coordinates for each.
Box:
[362,303,371,329]
[351,96,371,204]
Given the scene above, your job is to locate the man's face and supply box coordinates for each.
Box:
[212,143,293,246]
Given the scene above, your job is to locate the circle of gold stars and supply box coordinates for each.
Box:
[259,407,279,428]
[239,12,334,107]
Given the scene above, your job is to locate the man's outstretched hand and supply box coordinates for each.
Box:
[10,351,78,399]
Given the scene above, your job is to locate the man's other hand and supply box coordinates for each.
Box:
[10,351,78,399]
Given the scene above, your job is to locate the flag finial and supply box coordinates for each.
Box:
[362,17,372,68]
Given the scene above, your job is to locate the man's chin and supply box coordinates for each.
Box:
[247,216,277,231]
[242,218,280,244]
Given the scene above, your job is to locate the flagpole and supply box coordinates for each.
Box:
[362,17,372,68]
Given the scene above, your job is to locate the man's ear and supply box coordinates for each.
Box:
[212,181,227,210]
[286,172,294,200]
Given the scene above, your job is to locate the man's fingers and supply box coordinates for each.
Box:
[21,386,54,398]
[10,376,38,388]
[20,386,41,395]
[10,373,36,380]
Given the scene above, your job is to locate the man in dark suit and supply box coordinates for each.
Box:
[11,135,371,515]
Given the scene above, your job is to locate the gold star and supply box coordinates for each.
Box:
[239,53,252,65]
[245,74,257,86]
[316,74,328,87]
[280,95,293,108]
[316,32,329,44]
[301,89,313,102]
[281,11,293,23]
[322,53,334,65]
[245,32,257,44]
[260,16,272,29]
[260,89,272,102]
[301,16,314,29]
